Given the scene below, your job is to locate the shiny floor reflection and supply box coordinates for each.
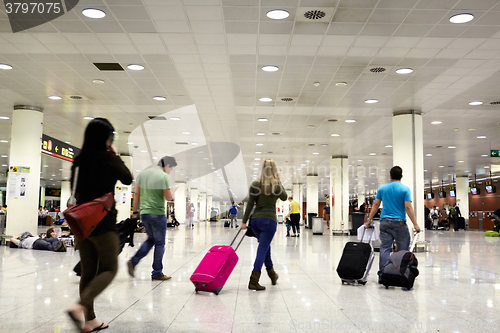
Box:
[1,223,499,332]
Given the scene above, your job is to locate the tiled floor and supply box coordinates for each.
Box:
[1,222,499,333]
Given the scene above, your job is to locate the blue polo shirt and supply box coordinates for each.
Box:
[376,181,412,220]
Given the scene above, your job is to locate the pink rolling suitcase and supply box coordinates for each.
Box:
[190,229,245,295]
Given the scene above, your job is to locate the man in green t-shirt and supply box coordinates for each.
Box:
[128,156,177,281]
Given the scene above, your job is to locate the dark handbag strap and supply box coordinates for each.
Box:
[229,229,245,251]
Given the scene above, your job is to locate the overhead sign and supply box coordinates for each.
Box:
[491,150,500,157]
[41,134,80,162]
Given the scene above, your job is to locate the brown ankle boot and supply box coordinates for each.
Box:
[248,271,266,290]
[267,268,279,285]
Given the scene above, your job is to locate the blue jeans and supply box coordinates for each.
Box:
[250,218,277,273]
[33,238,59,251]
[131,214,167,277]
[378,219,410,277]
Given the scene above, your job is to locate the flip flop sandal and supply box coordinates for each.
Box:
[67,310,84,333]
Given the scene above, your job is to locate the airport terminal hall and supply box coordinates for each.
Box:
[2,0,500,332]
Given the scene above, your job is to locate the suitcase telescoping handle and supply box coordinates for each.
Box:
[229,229,245,251]
[410,232,420,252]
[360,224,375,244]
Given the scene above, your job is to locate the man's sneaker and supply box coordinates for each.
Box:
[54,241,67,252]
[127,260,135,278]
[152,273,171,281]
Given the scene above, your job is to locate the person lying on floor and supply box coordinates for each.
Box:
[10,231,66,252]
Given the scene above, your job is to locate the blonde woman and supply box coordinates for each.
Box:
[241,159,288,290]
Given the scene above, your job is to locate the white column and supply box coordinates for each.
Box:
[306,175,319,224]
[190,188,198,221]
[357,178,365,209]
[292,182,300,213]
[60,180,71,211]
[330,156,349,232]
[200,192,207,220]
[6,106,43,236]
[39,186,45,208]
[299,184,304,224]
[115,156,132,223]
[392,111,424,241]
[207,194,213,219]
[174,182,186,224]
[456,176,469,226]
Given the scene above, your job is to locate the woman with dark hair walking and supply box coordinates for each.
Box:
[241,159,288,290]
[67,118,132,332]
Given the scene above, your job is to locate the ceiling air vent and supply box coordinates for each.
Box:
[328,119,338,122]
[266,151,274,154]
[436,145,442,148]
[490,101,500,105]
[272,132,281,136]
[304,10,326,20]
[370,67,386,73]
[123,131,131,134]
[281,97,294,102]
[93,63,125,71]
[175,142,188,145]
[148,116,167,120]
[308,143,316,146]
[69,95,83,100]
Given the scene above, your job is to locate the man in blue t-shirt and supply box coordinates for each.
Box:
[365,166,421,283]
[229,202,239,228]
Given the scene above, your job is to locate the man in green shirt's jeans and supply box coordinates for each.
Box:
[128,156,177,281]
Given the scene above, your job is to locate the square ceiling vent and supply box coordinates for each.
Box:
[93,63,124,71]
[296,7,335,22]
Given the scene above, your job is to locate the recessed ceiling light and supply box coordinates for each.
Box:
[191,143,199,145]
[331,133,340,137]
[469,101,483,106]
[345,119,356,123]
[357,160,363,162]
[321,144,328,146]
[255,152,262,154]
[439,165,444,168]
[481,154,489,157]
[305,160,311,162]
[396,68,413,74]
[313,152,319,155]
[431,121,442,125]
[48,95,62,100]
[458,160,464,163]
[257,118,268,122]
[256,143,264,146]
[259,97,273,102]
[262,65,279,72]
[424,170,427,172]
[1,155,7,157]
[64,141,70,144]
[127,64,145,71]
[477,136,487,139]
[169,117,181,120]
[140,150,147,153]
[0,64,13,70]
[257,133,265,136]
[153,96,167,101]
[426,154,433,157]
[255,158,261,161]
[385,145,392,148]
[83,116,94,120]
[266,9,289,20]
[43,165,48,167]
[449,13,474,24]
[335,82,347,86]
[153,157,158,159]
[182,132,190,134]
[365,99,378,104]
[485,166,490,168]
[1,164,7,167]
[92,79,105,84]
[82,8,106,19]
[369,153,376,156]
[127,142,134,145]
[465,170,469,172]
[448,146,456,149]
[0,116,9,120]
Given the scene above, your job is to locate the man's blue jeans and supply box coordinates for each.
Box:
[250,218,277,273]
[378,219,410,277]
[131,214,167,277]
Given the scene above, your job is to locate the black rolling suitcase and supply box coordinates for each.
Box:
[457,217,465,230]
[381,233,419,290]
[224,220,230,228]
[336,227,375,285]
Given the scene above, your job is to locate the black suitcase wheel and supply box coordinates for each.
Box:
[195,288,199,293]
[213,285,223,295]
[360,281,367,285]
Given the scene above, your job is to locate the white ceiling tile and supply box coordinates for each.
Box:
[128,33,163,44]
[258,34,291,46]
[161,34,195,45]
[96,33,132,44]
[200,55,229,64]
[405,48,440,58]
[147,6,187,20]
[185,6,223,21]
[227,34,257,45]
[376,47,410,58]
[228,45,257,55]
[291,35,323,46]
[190,21,225,34]
[385,36,421,48]
[136,44,168,54]
[447,38,487,49]
[32,33,70,44]
[322,35,356,47]
[106,44,140,54]
[353,36,388,48]
[415,37,453,49]
[288,46,319,56]
[198,45,227,55]
[171,55,201,63]
[317,46,350,56]
[156,21,191,33]
[259,45,289,55]
[167,44,198,54]
[434,49,471,58]
[465,49,499,59]
[15,43,51,53]
[347,47,380,57]
[194,34,226,45]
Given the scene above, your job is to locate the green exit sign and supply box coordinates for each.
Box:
[491,150,500,157]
